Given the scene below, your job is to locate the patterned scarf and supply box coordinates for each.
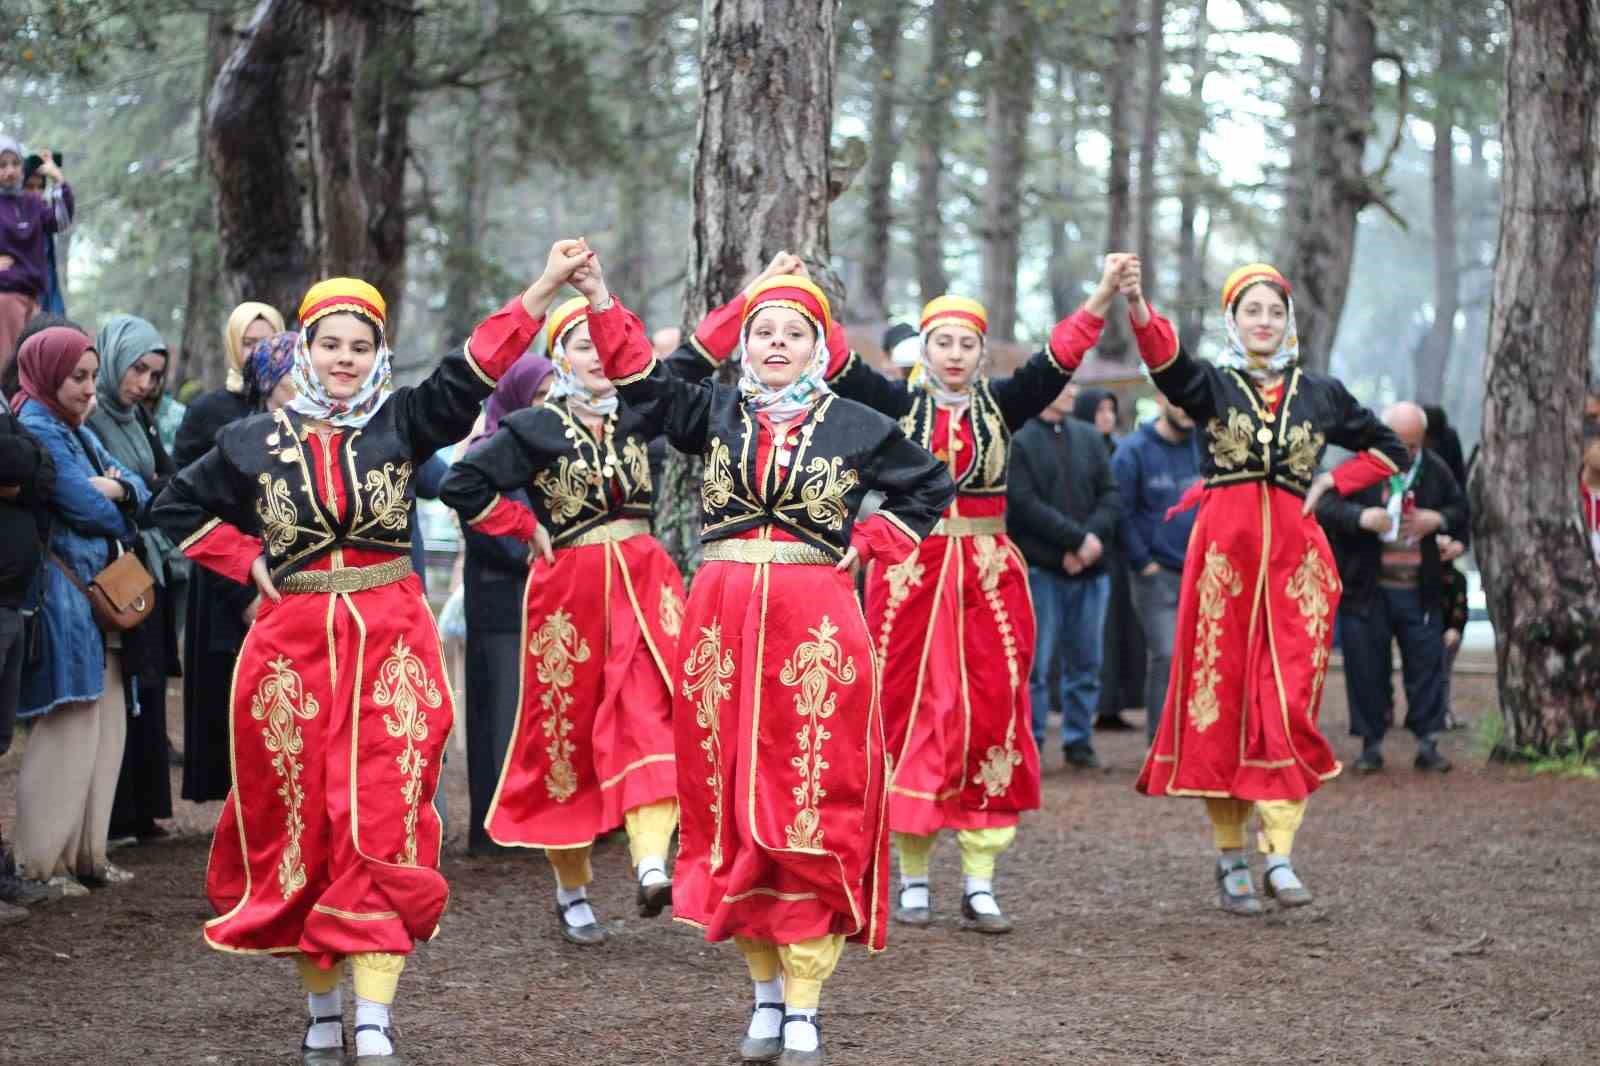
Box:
[286,313,393,429]
[243,331,300,409]
[547,336,618,420]
[737,321,831,421]
[1219,295,1300,383]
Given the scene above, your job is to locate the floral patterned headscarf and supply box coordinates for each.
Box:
[287,277,393,428]
[1219,263,1299,383]
[737,275,834,421]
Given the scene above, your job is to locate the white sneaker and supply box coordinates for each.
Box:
[46,874,90,898]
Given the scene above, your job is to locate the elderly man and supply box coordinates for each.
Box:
[1317,402,1469,773]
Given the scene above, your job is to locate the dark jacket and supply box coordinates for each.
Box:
[1111,419,1201,573]
[1317,448,1469,618]
[172,387,255,470]
[0,406,55,608]
[1007,415,1121,577]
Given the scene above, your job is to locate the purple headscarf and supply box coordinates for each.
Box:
[468,351,554,451]
[243,331,300,409]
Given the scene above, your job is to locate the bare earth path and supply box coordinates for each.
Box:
[3,671,1597,1065]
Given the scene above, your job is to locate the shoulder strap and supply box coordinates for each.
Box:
[48,550,91,594]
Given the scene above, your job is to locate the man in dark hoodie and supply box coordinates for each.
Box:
[1112,390,1201,739]
[1009,383,1122,768]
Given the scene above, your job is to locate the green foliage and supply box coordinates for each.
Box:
[1476,714,1600,779]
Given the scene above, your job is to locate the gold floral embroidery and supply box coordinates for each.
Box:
[250,655,320,899]
[1286,546,1339,705]
[796,456,860,531]
[877,554,925,666]
[779,617,857,850]
[972,535,1020,689]
[702,436,734,512]
[1283,421,1326,482]
[528,608,592,803]
[622,436,652,492]
[362,461,413,531]
[979,402,1007,486]
[1206,410,1256,471]
[1188,543,1243,732]
[681,622,735,869]
[372,638,442,865]
[533,457,591,525]
[256,473,300,556]
[658,585,684,639]
[973,733,1024,800]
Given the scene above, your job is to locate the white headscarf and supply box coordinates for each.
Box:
[1219,291,1300,383]
[286,317,393,429]
[547,333,619,419]
[909,325,986,415]
[738,320,831,421]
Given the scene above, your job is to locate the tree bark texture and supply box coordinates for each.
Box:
[1274,0,1323,273]
[1099,0,1140,360]
[1046,66,1080,323]
[177,12,234,389]
[1414,15,1460,406]
[1136,0,1166,307]
[1471,0,1600,754]
[980,0,1035,341]
[859,0,903,322]
[1175,1,1210,352]
[913,0,957,303]
[205,0,316,332]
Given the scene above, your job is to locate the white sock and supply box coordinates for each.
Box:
[1265,855,1303,891]
[748,978,784,1039]
[637,856,669,887]
[783,1008,820,1053]
[354,997,392,1056]
[1219,850,1254,895]
[556,884,596,927]
[964,875,1001,916]
[899,875,929,910]
[304,988,342,1049]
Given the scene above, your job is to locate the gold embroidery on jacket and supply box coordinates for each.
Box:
[372,637,442,865]
[529,608,592,803]
[622,436,651,492]
[1283,422,1326,482]
[256,473,301,556]
[1189,543,1243,733]
[681,622,735,869]
[361,461,413,532]
[702,436,734,512]
[970,535,1023,799]
[877,554,925,667]
[533,457,591,525]
[779,617,857,850]
[658,585,684,639]
[1206,410,1255,471]
[1286,546,1339,705]
[796,456,860,531]
[251,655,320,899]
[979,402,1007,486]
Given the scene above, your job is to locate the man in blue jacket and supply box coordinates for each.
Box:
[1111,391,1200,739]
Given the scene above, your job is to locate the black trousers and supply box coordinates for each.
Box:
[1339,586,1448,746]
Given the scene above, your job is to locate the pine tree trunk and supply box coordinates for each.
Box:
[1275,0,1324,271]
[1100,0,1140,360]
[980,0,1035,341]
[205,0,317,329]
[859,0,903,322]
[913,0,957,303]
[1046,66,1080,323]
[1136,0,1166,307]
[440,3,493,350]
[612,0,673,325]
[177,12,234,389]
[1471,0,1600,755]
[1414,16,1459,405]
[1175,1,1210,352]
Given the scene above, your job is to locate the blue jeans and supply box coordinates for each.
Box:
[1339,585,1447,745]
[1028,568,1110,749]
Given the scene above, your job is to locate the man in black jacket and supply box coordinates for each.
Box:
[1318,402,1468,774]
[1009,383,1122,768]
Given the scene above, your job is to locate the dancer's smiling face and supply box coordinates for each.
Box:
[745,306,817,390]
[1232,282,1288,357]
[925,324,983,391]
[561,322,616,400]
[308,312,379,401]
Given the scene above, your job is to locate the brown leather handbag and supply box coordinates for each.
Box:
[50,546,156,633]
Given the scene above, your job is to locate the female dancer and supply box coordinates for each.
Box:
[153,243,589,1063]
[1125,258,1406,914]
[586,253,953,1066]
[440,291,688,946]
[783,257,1123,932]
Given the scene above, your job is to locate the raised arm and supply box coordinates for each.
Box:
[1121,255,1218,424]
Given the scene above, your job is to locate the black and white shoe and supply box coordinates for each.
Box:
[777,1014,823,1066]
[300,1015,346,1065]
[740,1001,785,1063]
[353,1023,403,1064]
[556,898,608,946]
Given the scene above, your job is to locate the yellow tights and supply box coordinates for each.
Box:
[893,826,1017,879]
[545,798,679,888]
[295,952,406,1004]
[1204,797,1306,856]
[733,935,846,1010]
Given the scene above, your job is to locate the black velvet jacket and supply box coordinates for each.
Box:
[1149,349,1407,496]
[824,346,1073,497]
[153,351,494,580]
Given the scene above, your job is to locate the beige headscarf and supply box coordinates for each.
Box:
[224,301,286,394]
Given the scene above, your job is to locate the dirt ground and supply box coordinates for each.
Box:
[2,665,1597,1066]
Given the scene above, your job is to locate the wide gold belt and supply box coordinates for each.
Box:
[932,515,1007,538]
[562,517,652,549]
[701,539,836,566]
[279,556,414,595]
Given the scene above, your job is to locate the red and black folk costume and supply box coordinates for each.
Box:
[589,276,954,1060]
[440,296,691,942]
[789,293,1105,931]
[1130,264,1406,909]
[152,278,525,1055]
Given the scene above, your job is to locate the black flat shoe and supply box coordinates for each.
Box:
[1095,714,1137,732]
[1353,747,1384,773]
[1414,746,1453,773]
[637,876,672,918]
[959,891,1013,934]
[556,898,608,946]
[301,1015,346,1065]
[777,1014,822,1066]
[1215,858,1264,916]
[1063,744,1101,770]
[740,1002,785,1063]
[353,1023,403,1064]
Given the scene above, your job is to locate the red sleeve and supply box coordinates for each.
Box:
[466,295,545,383]
[586,298,654,384]
[689,292,749,366]
[1047,309,1106,371]
[1331,451,1399,497]
[851,512,919,568]
[468,494,538,541]
[182,520,262,584]
[1130,306,1181,372]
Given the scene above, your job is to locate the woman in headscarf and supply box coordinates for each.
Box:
[442,290,696,945]
[754,257,1119,937]
[86,314,181,846]
[172,301,287,805]
[13,326,149,896]
[585,250,953,1066]
[152,247,578,1064]
[451,351,553,858]
[1124,258,1407,916]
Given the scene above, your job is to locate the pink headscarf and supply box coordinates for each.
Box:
[13,326,96,426]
